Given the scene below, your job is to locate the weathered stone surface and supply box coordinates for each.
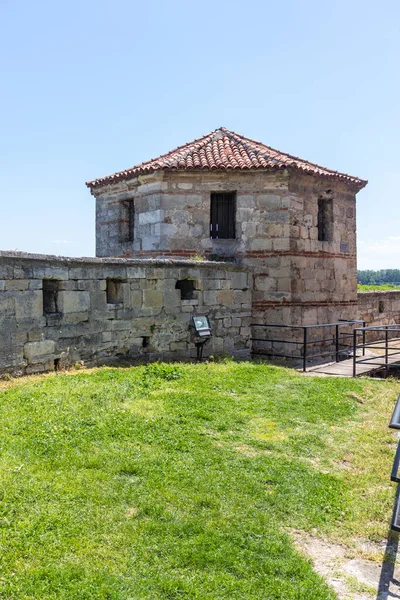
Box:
[24,340,56,361]
[143,290,163,308]
[0,294,15,318]
[0,253,251,375]
[15,291,42,320]
[59,291,91,313]
[5,279,30,291]
[231,272,249,290]
[138,209,163,225]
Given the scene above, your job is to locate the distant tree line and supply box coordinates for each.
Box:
[358,270,400,284]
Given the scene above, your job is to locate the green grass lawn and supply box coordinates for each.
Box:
[358,283,400,291]
[1,362,400,599]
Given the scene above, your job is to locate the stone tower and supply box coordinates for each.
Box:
[87,128,367,326]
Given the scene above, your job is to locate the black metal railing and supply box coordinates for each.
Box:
[352,325,400,377]
[251,320,365,372]
[389,395,400,531]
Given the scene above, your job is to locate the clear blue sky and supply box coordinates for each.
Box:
[1,0,399,269]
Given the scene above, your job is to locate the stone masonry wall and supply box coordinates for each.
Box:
[94,169,293,261]
[2,250,399,376]
[93,169,360,331]
[0,252,252,376]
[356,291,400,347]
[284,173,358,329]
[251,172,358,329]
[95,173,167,258]
[358,291,400,327]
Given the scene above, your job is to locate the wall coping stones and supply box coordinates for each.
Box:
[358,290,400,296]
[0,251,248,272]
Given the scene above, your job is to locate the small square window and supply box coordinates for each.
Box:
[107,279,124,305]
[43,279,61,314]
[176,279,197,300]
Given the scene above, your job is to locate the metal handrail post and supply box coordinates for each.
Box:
[362,321,366,356]
[335,324,339,363]
[303,327,307,372]
[386,326,389,371]
[353,329,357,377]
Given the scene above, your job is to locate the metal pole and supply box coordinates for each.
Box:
[386,326,389,371]
[335,324,339,363]
[390,395,400,430]
[362,321,366,356]
[303,327,307,372]
[353,329,357,377]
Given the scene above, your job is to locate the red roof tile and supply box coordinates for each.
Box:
[86,128,367,191]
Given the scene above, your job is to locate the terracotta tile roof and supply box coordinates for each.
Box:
[86,127,367,191]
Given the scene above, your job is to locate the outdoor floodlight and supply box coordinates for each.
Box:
[192,316,211,339]
[191,316,212,361]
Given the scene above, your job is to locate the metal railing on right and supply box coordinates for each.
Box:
[251,320,365,372]
[389,395,400,532]
[352,325,400,377]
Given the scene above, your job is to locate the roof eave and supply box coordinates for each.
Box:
[86,164,368,194]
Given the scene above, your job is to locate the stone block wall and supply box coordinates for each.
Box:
[94,170,293,260]
[0,252,252,376]
[92,169,360,329]
[285,173,358,326]
[358,291,400,327]
[356,291,400,347]
[95,173,168,258]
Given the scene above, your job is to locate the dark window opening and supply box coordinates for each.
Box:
[43,279,61,314]
[107,279,124,305]
[318,198,333,242]
[120,200,134,243]
[379,300,385,314]
[176,279,196,300]
[210,192,236,239]
[142,336,150,348]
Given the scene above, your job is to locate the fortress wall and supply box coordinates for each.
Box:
[0,252,252,376]
[358,290,400,326]
[2,250,399,377]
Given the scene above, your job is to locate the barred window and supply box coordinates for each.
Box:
[210,192,236,239]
